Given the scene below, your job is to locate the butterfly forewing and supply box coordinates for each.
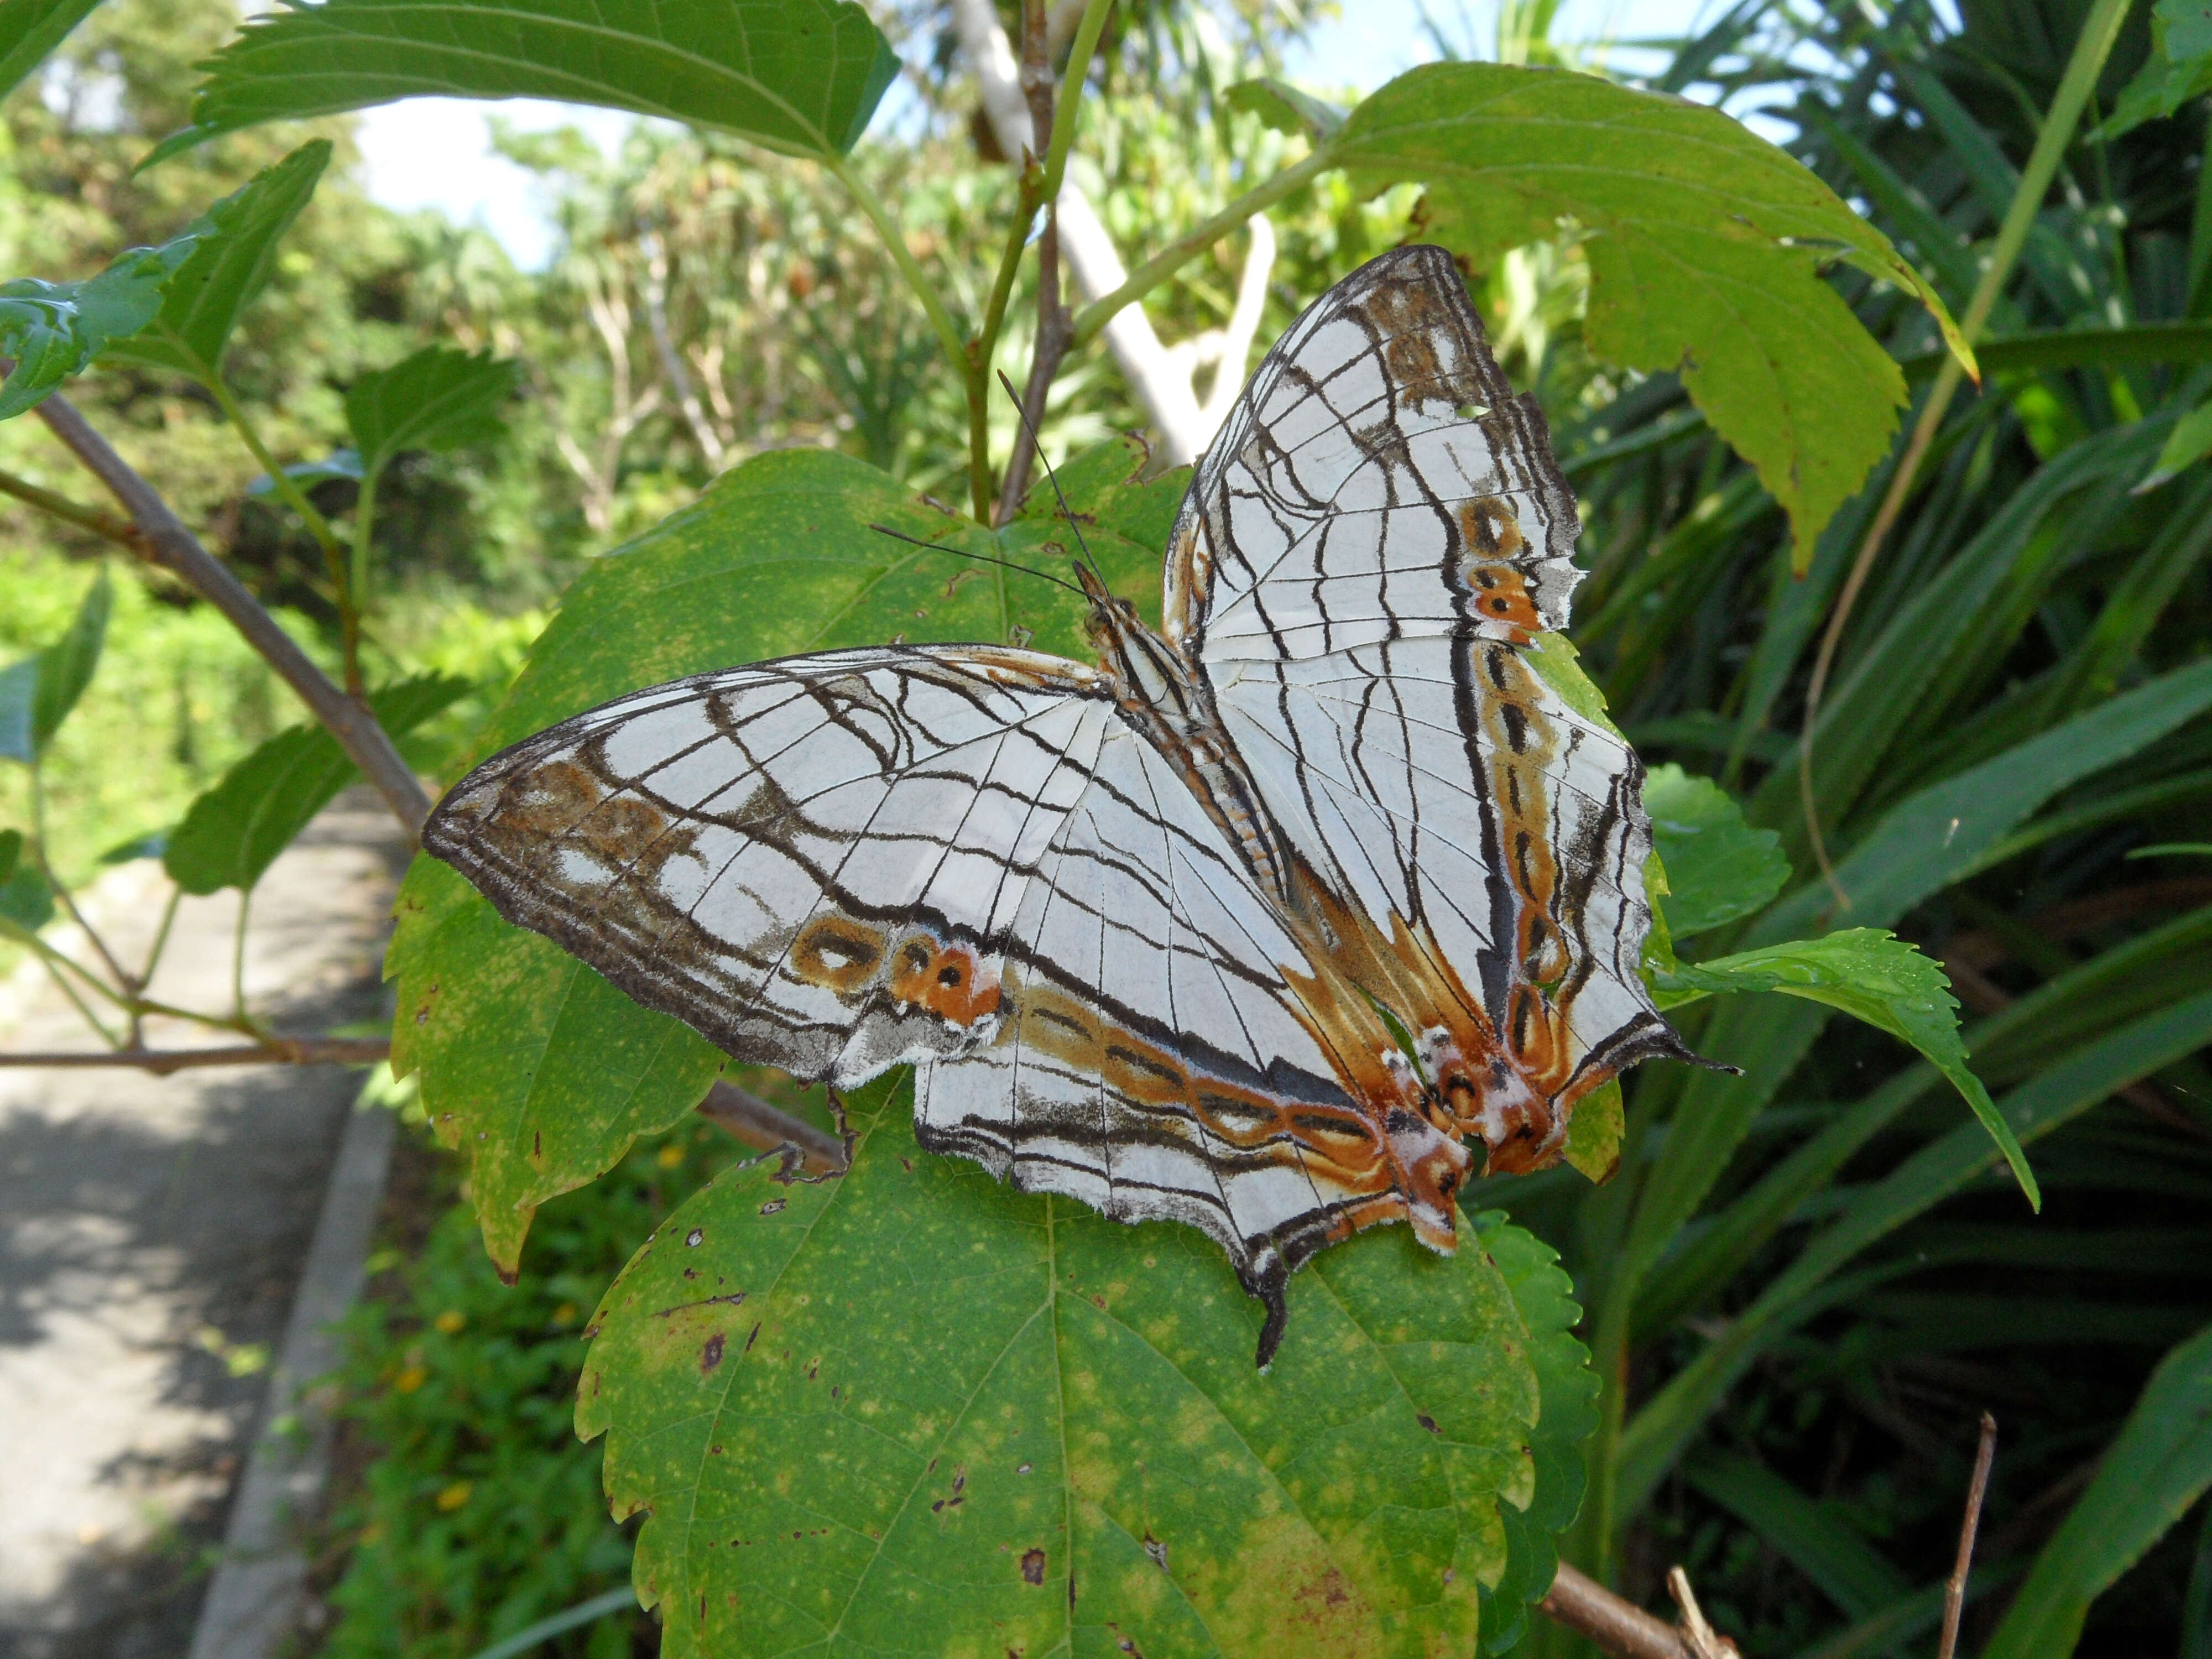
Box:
[424,646,1115,1084]
[1169,244,1687,1173]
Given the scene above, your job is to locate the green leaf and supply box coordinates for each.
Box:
[396,445,1165,1269]
[1019,431,1190,561]
[345,346,522,477]
[100,829,168,863]
[0,0,105,100]
[1562,1077,1624,1183]
[1899,320,2212,384]
[1980,1322,2212,1659]
[1762,655,2212,941]
[0,240,198,419]
[577,1073,1595,1659]
[1332,61,1973,567]
[100,140,330,383]
[2137,398,2212,494]
[1651,928,2037,1208]
[1523,630,1625,737]
[0,569,111,764]
[163,674,469,895]
[1225,76,1347,141]
[2096,0,2212,139]
[0,827,18,885]
[388,858,727,1278]
[1641,764,1787,938]
[0,861,54,932]
[144,0,900,167]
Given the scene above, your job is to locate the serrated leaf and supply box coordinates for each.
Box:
[345,346,521,476]
[388,858,728,1277]
[577,1072,1594,1659]
[397,444,1170,1270]
[1651,927,2037,1208]
[0,240,199,419]
[0,0,104,100]
[1333,61,1975,567]
[143,0,900,167]
[1225,75,1347,140]
[1019,430,1189,560]
[0,569,110,763]
[101,140,329,383]
[163,674,469,894]
[1642,764,1787,937]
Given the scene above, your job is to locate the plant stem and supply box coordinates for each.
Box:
[0,1037,392,1073]
[993,0,1079,525]
[231,888,251,1024]
[1042,0,1115,199]
[202,371,367,694]
[0,466,145,550]
[34,392,433,839]
[970,169,1043,522]
[139,884,181,987]
[1070,148,1334,348]
[1795,0,2134,899]
[28,765,138,999]
[352,461,384,622]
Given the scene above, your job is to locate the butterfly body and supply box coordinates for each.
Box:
[424,246,1692,1366]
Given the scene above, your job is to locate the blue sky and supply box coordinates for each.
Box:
[352,0,1718,268]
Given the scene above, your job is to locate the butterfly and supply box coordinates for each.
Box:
[422,244,1694,1367]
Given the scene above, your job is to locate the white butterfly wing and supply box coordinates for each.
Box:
[1168,246,1687,1168]
[915,717,1465,1363]
[425,646,1118,1086]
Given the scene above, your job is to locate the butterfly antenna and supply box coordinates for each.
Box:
[865,522,1086,596]
[996,369,1098,578]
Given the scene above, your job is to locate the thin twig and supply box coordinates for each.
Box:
[0,1039,392,1074]
[34,391,433,841]
[1539,1563,1698,1658]
[695,1078,848,1172]
[0,465,147,550]
[1939,1412,1999,1659]
[1666,1567,1741,1659]
[995,0,1077,526]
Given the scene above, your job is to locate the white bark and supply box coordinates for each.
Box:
[951,0,1252,465]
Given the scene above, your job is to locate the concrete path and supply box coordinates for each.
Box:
[0,792,404,1659]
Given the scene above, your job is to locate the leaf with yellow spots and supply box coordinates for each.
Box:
[578,1072,1595,1659]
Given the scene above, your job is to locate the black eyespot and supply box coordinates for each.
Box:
[1491,598,1511,613]
[938,965,963,987]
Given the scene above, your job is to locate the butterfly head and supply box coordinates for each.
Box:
[1073,560,1142,653]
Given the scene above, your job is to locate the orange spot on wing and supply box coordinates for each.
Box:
[887,933,1002,1026]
